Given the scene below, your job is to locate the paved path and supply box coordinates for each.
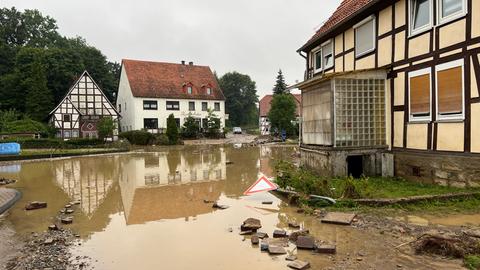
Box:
[0,188,21,214]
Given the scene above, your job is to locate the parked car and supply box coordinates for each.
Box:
[233,127,242,134]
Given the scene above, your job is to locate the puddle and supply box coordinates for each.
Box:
[398,213,480,227]
[0,145,466,269]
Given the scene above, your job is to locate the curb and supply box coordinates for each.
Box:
[0,189,22,215]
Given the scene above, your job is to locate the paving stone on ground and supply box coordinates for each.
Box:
[321,212,356,225]
[0,188,21,214]
[287,260,310,270]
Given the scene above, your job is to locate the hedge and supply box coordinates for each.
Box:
[0,138,107,149]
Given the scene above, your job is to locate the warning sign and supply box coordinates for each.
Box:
[243,176,277,195]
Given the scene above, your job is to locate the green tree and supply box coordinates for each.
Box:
[218,72,258,127]
[268,94,297,136]
[273,69,288,95]
[24,55,54,121]
[205,109,221,138]
[166,114,179,145]
[0,8,120,115]
[97,117,116,140]
[0,7,61,48]
[182,114,200,139]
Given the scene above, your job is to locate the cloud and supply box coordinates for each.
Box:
[3,0,341,97]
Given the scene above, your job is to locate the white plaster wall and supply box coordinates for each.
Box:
[117,64,226,131]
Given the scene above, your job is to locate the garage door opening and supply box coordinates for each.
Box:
[347,155,363,178]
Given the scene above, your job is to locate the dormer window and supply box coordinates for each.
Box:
[187,86,193,94]
[207,87,212,95]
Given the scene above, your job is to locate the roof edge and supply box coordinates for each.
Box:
[298,0,382,52]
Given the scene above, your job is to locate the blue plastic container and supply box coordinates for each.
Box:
[0,143,21,155]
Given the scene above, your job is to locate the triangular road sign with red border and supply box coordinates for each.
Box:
[244,175,277,195]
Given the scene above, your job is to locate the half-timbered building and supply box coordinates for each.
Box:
[296,0,480,187]
[49,71,120,139]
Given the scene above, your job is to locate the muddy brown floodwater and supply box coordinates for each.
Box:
[0,145,469,269]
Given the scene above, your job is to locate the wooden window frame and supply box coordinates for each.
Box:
[408,67,432,123]
[437,0,467,25]
[354,16,376,58]
[143,100,158,110]
[409,0,434,37]
[189,101,196,111]
[435,59,465,121]
[312,47,323,73]
[166,101,180,111]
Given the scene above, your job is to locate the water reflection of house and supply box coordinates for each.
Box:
[53,157,118,217]
[119,147,227,225]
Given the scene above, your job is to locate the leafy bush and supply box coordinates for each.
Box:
[464,255,480,270]
[153,134,170,145]
[181,115,200,139]
[97,117,116,140]
[275,161,333,197]
[118,130,154,145]
[65,138,104,147]
[3,119,51,136]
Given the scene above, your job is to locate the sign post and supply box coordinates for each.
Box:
[244,175,277,195]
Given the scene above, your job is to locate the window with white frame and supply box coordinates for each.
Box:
[313,49,322,72]
[187,86,193,94]
[410,0,433,36]
[435,59,464,121]
[408,68,432,122]
[438,0,466,24]
[323,41,334,69]
[207,87,212,95]
[354,16,376,57]
[312,40,334,73]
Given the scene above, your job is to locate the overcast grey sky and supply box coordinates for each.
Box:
[2,0,341,98]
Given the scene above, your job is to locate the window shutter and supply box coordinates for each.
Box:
[410,74,430,116]
[437,66,462,115]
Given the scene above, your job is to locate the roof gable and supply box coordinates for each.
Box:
[300,0,377,51]
[50,71,119,117]
[259,94,302,117]
[122,59,225,100]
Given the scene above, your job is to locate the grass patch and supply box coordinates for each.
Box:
[274,161,480,212]
[465,255,480,270]
[275,161,480,200]
[20,148,116,156]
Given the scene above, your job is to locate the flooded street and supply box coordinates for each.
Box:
[0,145,470,269]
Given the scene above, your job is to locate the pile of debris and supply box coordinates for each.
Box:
[246,135,281,147]
[5,227,89,270]
[414,231,480,259]
[0,178,16,186]
[235,217,339,270]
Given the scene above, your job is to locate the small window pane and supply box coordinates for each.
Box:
[214,102,220,111]
[144,118,158,129]
[412,0,431,30]
[442,0,463,18]
[202,102,208,111]
[315,50,322,70]
[410,74,431,117]
[188,87,193,94]
[355,19,375,56]
[437,66,463,115]
[189,102,195,111]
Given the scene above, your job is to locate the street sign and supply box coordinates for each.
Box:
[244,176,277,195]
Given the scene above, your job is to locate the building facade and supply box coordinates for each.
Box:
[116,59,226,133]
[259,94,302,135]
[297,0,480,187]
[49,71,120,139]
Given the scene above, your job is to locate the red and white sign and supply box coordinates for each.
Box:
[244,176,277,195]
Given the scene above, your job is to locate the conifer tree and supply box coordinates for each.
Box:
[24,58,53,121]
[273,69,288,95]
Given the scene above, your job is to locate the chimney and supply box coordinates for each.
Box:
[181,60,185,65]
[189,61,193,66]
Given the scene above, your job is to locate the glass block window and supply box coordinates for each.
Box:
[334,78,386,147]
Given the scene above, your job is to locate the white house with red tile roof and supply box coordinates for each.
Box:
[259,93,302,135]
[116,59,226,133]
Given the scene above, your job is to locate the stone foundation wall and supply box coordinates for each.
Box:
[300,146,393,178]
[394,150,480,188]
